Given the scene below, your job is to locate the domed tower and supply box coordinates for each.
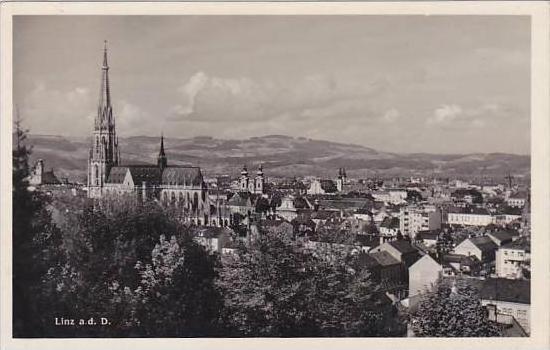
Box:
[239,165,249,192]
[254,163,265,194]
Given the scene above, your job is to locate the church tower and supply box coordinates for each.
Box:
[254,163,265,194]
[239,165,249,192]
[88,41,119,198]
[157,134,167,171]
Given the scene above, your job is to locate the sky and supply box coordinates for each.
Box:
[13,15,530,154]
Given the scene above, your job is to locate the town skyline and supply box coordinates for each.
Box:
[14,15,530,155]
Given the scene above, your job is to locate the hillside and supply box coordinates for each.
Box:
[26,134,530,182]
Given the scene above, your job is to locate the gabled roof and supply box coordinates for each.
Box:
[370,251,401,266]
[442,253,480,266]
[488,230,518,244]
[417,230,440,240]
[501,236,530,252]
[469,236,498,252]
[161,166,202,186]
[106,166,129,184]
[388,240,418,255]
[129,166,162,185]
[480,278,530,304]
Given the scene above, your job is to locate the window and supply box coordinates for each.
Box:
[94,165,99,185]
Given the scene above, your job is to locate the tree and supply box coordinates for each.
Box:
[410,279,501,337]
[12,118,65,337]
[217,230,404,337]
[110,234,224,337]
[51,196,224,337]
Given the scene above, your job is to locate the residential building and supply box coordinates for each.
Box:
[370,240,421,268]
[399,205,441,238]
[408,255,443,307]
[447,207,494,226]
[453,236,498,262]
[480,278,530,334]
[495,237,530,279]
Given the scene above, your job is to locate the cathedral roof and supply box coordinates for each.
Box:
[107,165,161,185]
[106,166,129,184]
[129,166,162,185]
[161,166,203,186]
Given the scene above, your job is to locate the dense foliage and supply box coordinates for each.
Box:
[218,231,405,337]
[13,124,404,338]
[13,119,65,337]
[410,279,501,337]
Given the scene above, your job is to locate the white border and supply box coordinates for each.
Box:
[1,2,548,350]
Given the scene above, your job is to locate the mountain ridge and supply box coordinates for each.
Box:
[25,134,530,182]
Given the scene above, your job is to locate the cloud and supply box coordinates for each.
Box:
[426,102,515,130]
[171,71,209,116]
[168,71,389,124]
[427,104,463,125]
[117,100,150,134]
[381,108,400,123]
[21,82,95,135]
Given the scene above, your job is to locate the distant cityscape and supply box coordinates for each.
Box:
[25,42,531,337]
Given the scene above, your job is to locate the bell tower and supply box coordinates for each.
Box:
[88,41,119,198]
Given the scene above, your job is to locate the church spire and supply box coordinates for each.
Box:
[98,40,111,110]
[158,133,167,170]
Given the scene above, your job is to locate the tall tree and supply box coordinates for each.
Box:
[218,229,404,337]
[12,118,64,337]
[410,279,501,337]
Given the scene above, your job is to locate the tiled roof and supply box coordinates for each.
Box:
[130,166,162,185]
[470,236,498,252]
[501,236,531,252]
[161,166,202,186]
[106,166,129,184]
[388,240,418,254]
[480,278,530,304]
[489,230,518,243]
[370,251,401,266]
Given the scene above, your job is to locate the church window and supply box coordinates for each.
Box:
[94,165,99,185]
[171,192,176,206]
[179,192,184,205]
[193,193,199,211]
[201,190,206,202]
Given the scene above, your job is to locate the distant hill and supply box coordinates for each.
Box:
[26,134,530,182]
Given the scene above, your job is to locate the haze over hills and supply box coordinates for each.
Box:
[26,134,530,183]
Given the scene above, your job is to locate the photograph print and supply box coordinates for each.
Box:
[9,11,533,339]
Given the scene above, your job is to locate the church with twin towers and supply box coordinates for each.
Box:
[87,41,230,227]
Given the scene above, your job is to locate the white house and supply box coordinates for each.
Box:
[408,255,443,308]
[495,237,530,279]
[399,205,441,238]
[453,236,498,262]
[447,207,494,226]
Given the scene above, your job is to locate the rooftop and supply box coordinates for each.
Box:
[480,278,530,304]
